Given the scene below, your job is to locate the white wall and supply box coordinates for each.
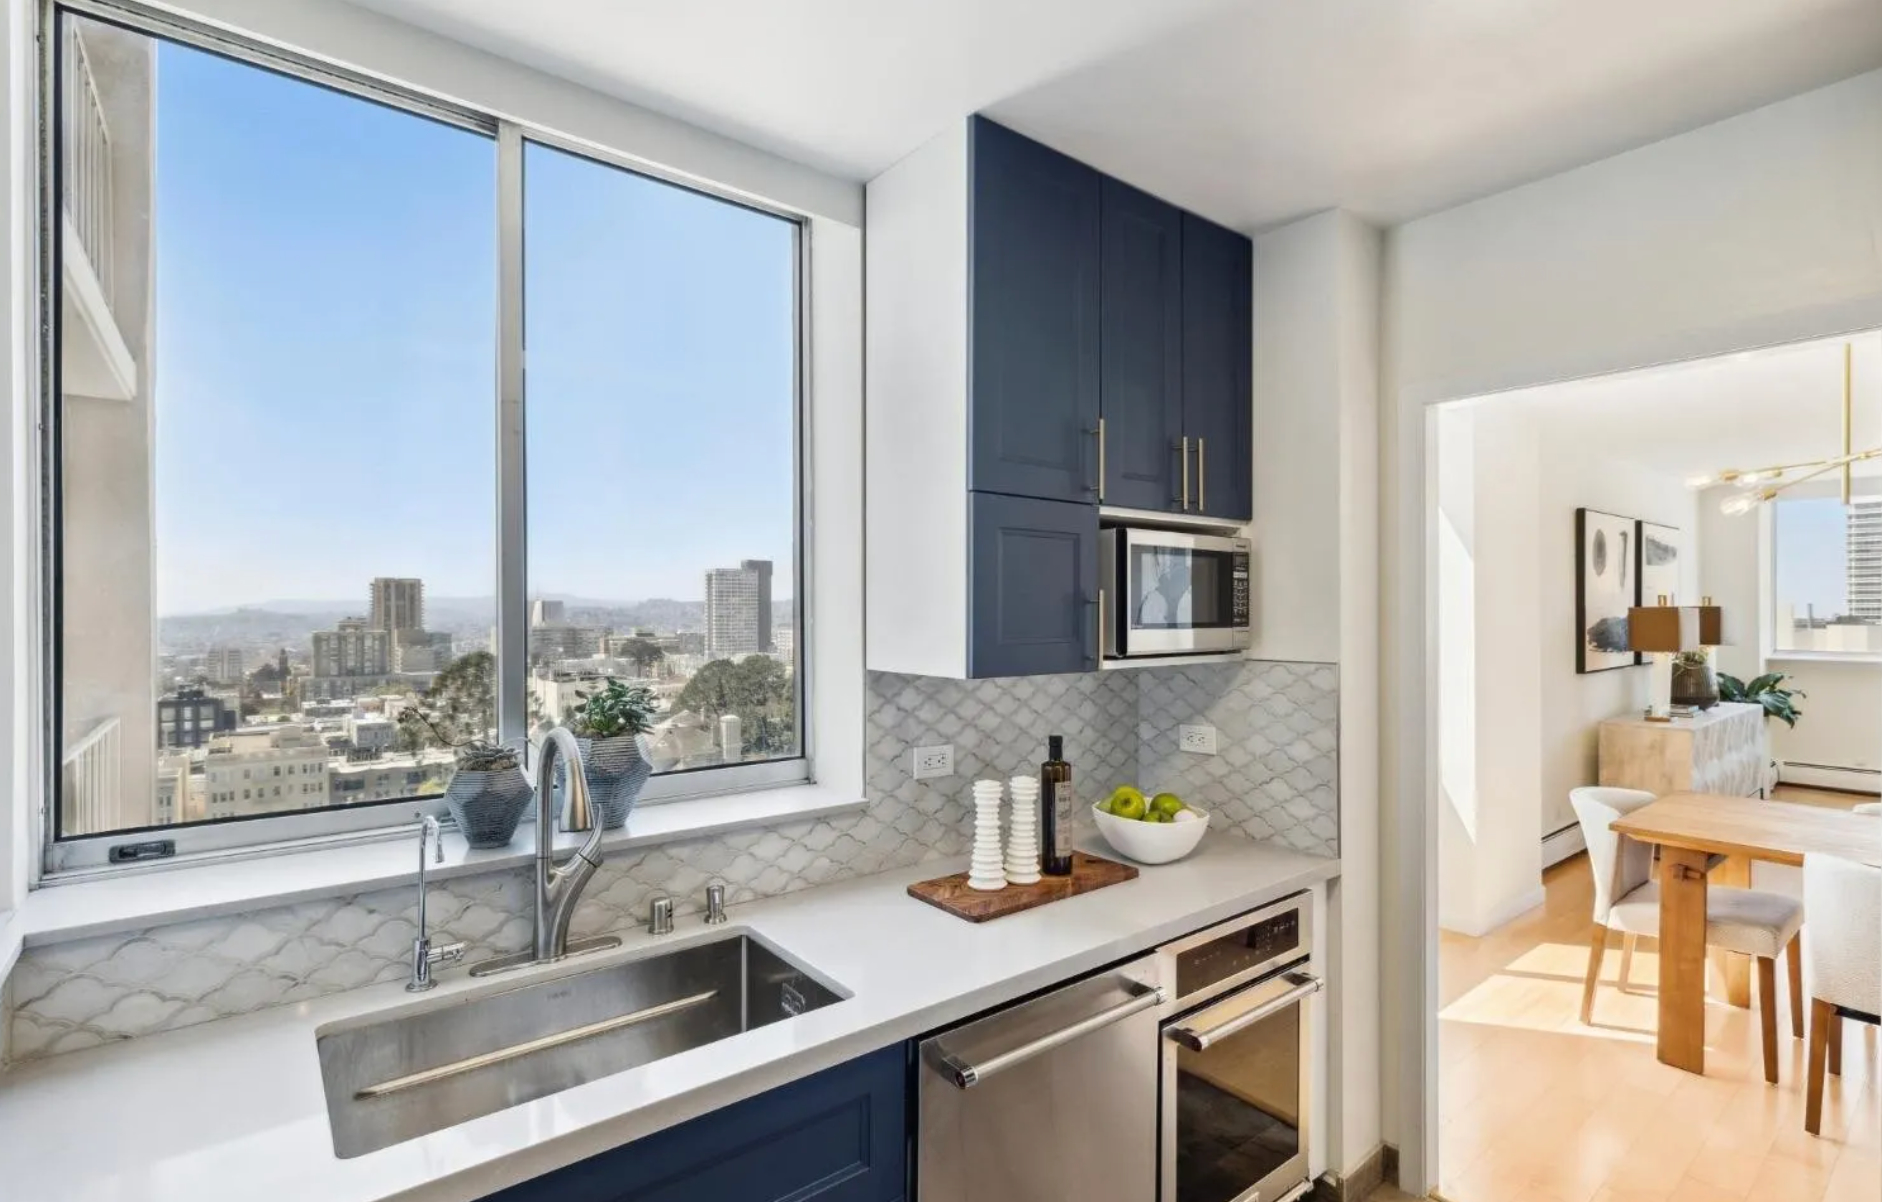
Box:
[1251,209,1383,1179]
[1438,396,1701,936]
[1535,430,1699,834]
[1383,67,1882,1189]
[1,0,30,918]
[1434,404,1545,936]
[1250,214,1341,663]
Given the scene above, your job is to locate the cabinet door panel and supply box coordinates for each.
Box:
[485,1045,908,1202]
[968,117,1102,504]
[969,493,1099,678]
[1181,212,1253,522]
[1099,179,1184,512]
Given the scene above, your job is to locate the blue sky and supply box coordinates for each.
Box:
[151,38,794,616]
[1773,496,1850,618]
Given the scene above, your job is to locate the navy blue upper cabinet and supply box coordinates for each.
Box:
[1099,179,1185,512]
[483,1044,908,1202]
[969,492,1099,677]
[1180,212,1253,522]
[968,117,1102,504]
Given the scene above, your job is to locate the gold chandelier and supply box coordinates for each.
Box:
[1687,342,1880,514]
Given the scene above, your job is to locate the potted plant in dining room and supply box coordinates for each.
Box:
[565,679,660,829]
[396,706,533,849]
[1718,671,1806,728]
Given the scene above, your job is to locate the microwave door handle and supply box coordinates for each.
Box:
[931,980,1165,1089]
[1165,972,1322,1053]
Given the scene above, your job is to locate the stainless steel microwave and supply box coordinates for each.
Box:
[1101,527,1252,659]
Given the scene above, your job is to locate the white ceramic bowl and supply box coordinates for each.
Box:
[1092,803,1210,865]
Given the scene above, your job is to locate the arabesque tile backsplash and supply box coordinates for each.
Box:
[3,660,1336,1063]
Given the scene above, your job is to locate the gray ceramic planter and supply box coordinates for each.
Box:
[443,764,533,849]
[561,734,654,830]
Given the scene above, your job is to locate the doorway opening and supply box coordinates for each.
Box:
[1427,331,1882,1202]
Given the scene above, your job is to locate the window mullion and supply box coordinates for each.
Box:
[495,123,528,757]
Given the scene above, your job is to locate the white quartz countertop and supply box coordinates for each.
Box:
[0,834,1336,1202]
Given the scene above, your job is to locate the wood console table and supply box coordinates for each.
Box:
[1598,701,1768,799]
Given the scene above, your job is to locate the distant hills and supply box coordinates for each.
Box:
[158,595,795,656]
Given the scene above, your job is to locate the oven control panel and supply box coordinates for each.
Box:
[1171,900,1304,1004]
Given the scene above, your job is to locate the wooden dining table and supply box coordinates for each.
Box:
[1610,792,1882,1075]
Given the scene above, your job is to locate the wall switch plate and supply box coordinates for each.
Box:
[1179,724,1217,755]
[911,744,955,779]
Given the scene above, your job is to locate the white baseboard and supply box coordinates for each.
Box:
[1542,823,1586,869]
[1443,885,1548,938]
[1778,761,1882,795]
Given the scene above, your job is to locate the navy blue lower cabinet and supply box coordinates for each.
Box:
[968,492,1100,678]
[484,1044,908,1202]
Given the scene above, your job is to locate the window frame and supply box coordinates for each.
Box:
[1765,482,1882,663]
[37,0,814,877]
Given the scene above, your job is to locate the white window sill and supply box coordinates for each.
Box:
[0,909,19,984]
[15,784,867,951]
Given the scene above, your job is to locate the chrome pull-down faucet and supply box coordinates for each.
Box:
[469,726,623,977]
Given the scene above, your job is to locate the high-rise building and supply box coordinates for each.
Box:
[202,646,245,685]
[369,577,425,634]
[1850,498,1882,622]
[312,620,390,678]
[157,687,239,749]
[529,598,566,626]
[704,559,773,659]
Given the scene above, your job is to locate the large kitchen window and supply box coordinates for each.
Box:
[48,6,806,867]
[1771,492,1882,656]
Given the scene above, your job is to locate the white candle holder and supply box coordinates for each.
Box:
[1006,775,1042,885]
[968,779,1007,891]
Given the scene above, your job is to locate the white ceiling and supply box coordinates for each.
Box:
[1482,332,1882,481]
[343,0,1882,229]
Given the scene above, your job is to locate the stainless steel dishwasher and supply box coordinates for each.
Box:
[917,956,1165,1202]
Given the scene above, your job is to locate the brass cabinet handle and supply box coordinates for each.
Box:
[1180,436,1191,511]
[1198,437,1207,513]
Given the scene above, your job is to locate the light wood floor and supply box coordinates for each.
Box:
[1435,787,1882,1202]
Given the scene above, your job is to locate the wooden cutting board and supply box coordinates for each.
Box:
[906,852,1137,922]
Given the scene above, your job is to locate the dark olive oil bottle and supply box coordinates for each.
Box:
[1040,735,1074,876]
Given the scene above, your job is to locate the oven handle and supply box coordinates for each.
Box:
[931,979,1165,1089]
[1165,971,1322,1053]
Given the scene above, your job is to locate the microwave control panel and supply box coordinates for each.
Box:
[1231,547,1251,626]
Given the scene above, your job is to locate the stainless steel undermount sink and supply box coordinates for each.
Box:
[315,931,846,1159]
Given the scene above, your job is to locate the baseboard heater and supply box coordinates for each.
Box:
[1778,761,1882,795]
[1541,821,1585,869]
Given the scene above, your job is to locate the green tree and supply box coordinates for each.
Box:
[670,657,796,757]
[398,649,498,754]
[616,637,665,677]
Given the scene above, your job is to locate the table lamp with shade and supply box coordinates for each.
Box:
[1628,597,1725,720]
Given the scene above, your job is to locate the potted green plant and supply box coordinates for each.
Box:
[1718,671,1806,728]
[1670,650,1720,710]
[566,679,660,829]
[397,707,533,848]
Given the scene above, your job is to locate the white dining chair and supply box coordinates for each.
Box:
[1571,786,1806,1083]
[1803,853,1882,1135]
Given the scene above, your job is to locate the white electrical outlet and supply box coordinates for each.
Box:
[911,744,955,779]
[1179,724,1217,755]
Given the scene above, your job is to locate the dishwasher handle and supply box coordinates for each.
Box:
[1166,971,1322,1053]
[928,977,1164,1089]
